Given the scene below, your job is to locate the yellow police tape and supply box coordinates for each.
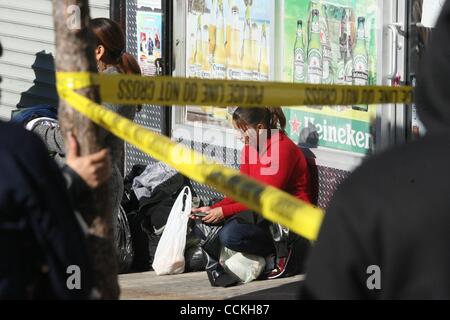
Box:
[56,83,324,241]
[57,72,414,108]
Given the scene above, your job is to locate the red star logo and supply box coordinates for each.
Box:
[290,117,301,135]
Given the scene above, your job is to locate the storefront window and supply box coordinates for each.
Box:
[283,0,379,155]
[174,0,381,157]
[180,0,275,129]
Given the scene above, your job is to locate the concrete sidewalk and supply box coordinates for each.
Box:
[119,271,304,300]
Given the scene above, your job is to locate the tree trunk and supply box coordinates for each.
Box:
[52,0,120,299]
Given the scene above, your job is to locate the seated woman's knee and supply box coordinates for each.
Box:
[219,223,243,249]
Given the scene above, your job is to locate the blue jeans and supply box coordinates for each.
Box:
[218,216,275,257]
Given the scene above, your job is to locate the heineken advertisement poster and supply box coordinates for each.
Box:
[137,11,163,76]
[185,0,273,127]
[283,0,379,154]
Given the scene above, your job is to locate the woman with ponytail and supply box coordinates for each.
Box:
[192,107,311,280]
[90,18,141,238]
[91,18,141,76]
[31,18,141,245]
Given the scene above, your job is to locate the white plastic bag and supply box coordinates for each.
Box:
[223,251,266,284]
[152,186,192,275]
[219,247,238,266]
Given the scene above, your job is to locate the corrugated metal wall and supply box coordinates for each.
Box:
[0,0,110,120]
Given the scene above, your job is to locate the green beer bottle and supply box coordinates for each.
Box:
[343,8,353,86]
[336,8,346,85]
[352,17,369,112]
[307,9,323,84]
[293,20,305,83]
[319,3,333,84]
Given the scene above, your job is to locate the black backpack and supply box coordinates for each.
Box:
[122,165,199,272]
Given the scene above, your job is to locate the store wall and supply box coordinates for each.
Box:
[0,0,110,120]
[123,0,165,175]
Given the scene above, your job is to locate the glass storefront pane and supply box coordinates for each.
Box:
[180,0,275,128]
[282,0,380,156]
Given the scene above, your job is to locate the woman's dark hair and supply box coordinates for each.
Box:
[232,107,287,132]
[91,18,141,76]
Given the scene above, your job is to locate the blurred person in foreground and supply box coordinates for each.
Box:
[300,0,450,299]
[0,121,112,299]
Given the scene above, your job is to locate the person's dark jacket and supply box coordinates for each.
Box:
[300,0,450,299]
[0,122,94,299]
[28,66,136,236]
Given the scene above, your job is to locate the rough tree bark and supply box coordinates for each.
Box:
[52,0,120,299]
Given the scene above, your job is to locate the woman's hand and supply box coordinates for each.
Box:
[202,207,225,225]
[192,206,211,213]
[66,133,111,189]
[190,206,211,220]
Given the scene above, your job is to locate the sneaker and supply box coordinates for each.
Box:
[265,249,292,280]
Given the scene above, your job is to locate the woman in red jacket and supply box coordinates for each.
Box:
[192,107,311,278]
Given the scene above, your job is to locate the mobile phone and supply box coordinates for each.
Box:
[192,212,208,218]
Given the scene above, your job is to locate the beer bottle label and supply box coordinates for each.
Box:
[213,64,227,79]
[259,73,269,81]
[242,70,253,81]
[336,60,345,84]
[307,49,322,84]
[189,64,199,78]
[227,68,242,80]
[294,48,305,82]
[353,55,368,85]
[196,65,204,78]
[322,46,332,83]
[352,53,368,112]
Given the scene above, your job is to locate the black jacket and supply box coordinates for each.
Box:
[0,122,94,299]
[301,1,450,299]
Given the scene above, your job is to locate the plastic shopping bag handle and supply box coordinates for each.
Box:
[180,186,192,215]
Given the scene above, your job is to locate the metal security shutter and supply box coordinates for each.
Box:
[0,0,110,120]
